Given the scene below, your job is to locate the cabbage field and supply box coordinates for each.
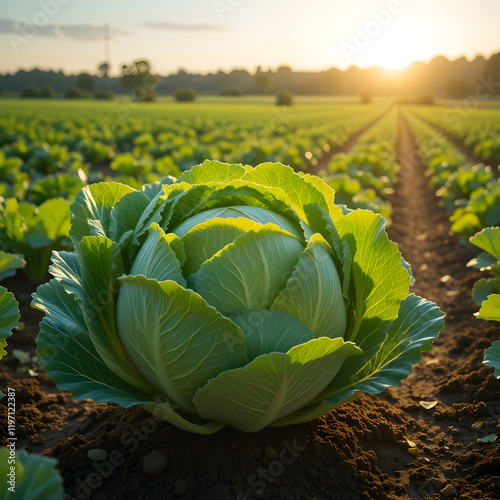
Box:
[1,97,499,500]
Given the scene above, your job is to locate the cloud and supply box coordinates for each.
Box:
[0,19,130,40]
[58,25,130,41]
[141,22,227,32]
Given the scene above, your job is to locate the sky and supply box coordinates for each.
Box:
[0,0,499,75]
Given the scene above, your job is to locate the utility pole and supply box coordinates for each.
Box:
[105,23,110,67]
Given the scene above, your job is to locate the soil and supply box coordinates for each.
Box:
[0,108,499,500]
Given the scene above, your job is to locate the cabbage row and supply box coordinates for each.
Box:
[409,105,500,167]
[0,102,389,283]
[403,109,500,242]
[322,107,399,222]
[404,109,500,377]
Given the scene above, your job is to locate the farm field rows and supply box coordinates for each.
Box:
[0,98,499,500]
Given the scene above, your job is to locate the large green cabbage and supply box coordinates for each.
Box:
[33,161,444,433]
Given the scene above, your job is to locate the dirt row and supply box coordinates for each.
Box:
[0,109,499,500]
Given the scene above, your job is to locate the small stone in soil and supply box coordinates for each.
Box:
[143,450,168,476]
[87,449,107,462]
[449,427,461,436]
[408,447,418,457]
[441,484,457,497]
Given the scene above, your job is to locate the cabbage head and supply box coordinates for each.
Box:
[33,161,444,433]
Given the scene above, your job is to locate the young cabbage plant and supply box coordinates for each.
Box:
[0,198,72,283]
[468,226,500,378]
[33,161,444,434]
[0,448,64,500]
[0,250,25,282]
[0,285,20,398]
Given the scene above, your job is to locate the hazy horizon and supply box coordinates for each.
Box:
[1,0,499,76]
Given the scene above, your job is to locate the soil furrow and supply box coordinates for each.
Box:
[380,109,500,499]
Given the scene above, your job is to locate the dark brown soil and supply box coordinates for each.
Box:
[0,110,499,500]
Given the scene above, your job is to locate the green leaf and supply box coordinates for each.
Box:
[242,162,332,225]
[0,251,25,281]
[180,217,263,275]
[477,293,500,322]
[0,286,19,361]
[193,337,361,432]
[300,204,352,304]
[296,171,344,220]
[173,205,305,241]
[467,252,499,272]
[272,294,443,427]
[335,210,410,349]
[37,198,71,240]
[470,227,500,261]
[188,223,304,316]
[70,182,135,244]
[34,280,226,434]
[130,223,186,285]
[477,433,498,444]
[0,449,64,500]
[74,236,154,393]
[117,275,247,412]
[272,233,346,339]
[321,294,443,403]
[484,341,500,378]
[33,279,153,404]
[232,309,314,361]
[472,278,500,306]
[177,160,246,184]
[166,182,307,241]
[109,189,151,243]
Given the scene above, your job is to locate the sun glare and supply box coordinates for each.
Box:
[356,20,433,71]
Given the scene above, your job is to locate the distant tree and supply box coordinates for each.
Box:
[360,94,371,104]
[254,67,273,94]
[276,90,293,106]
[95,90,114,100]
[21,85,41,98]
[174,88,197,102]
[39,86,55,98]
[120,60,160,101]
[66,87,90,99]
[445,79,468,98]
[485,52,500,94]
[75,73,96,93]
[97,61,110,78]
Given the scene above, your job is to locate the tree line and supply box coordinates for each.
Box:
[2,52,500,100]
